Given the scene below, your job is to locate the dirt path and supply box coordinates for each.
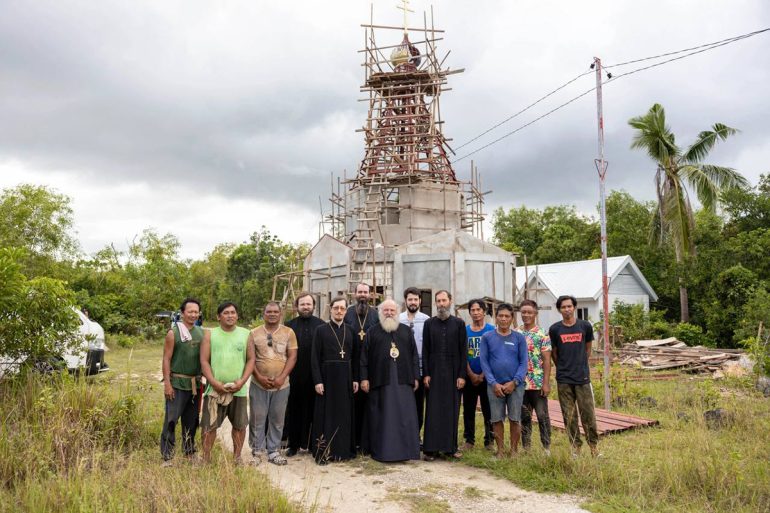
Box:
[217,420,587,513]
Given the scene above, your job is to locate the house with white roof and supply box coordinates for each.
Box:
[515,255,658,328]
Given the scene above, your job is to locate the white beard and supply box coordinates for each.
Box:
[379,315,399,333]
[437,307,451,320]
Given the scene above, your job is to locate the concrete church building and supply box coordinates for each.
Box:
[298,13,515,320]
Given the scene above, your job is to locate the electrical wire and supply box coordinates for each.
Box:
[604,28,770,69]
[453,69,593,151]
[451,27,769,163]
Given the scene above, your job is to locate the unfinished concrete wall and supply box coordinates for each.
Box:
[391,231,515,317]
[349,183,464,246]
[303,235,352,319]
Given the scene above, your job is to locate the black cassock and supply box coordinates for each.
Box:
[344,304,378,449]
[310,321,358,463]
[361,323,420,462]
[422,315,468,454]
[284,315,325,450]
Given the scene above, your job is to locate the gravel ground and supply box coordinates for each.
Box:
[217,419,588,513]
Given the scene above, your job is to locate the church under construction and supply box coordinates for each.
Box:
[275,7,517,319]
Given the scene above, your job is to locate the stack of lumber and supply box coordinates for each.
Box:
[618,337,744,374]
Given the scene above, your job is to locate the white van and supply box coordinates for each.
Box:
[69,308,110,375]
[0,307,110,377]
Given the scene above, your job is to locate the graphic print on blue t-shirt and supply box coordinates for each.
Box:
[466,323,495,374]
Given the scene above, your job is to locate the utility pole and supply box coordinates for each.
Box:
[593,56,612,411]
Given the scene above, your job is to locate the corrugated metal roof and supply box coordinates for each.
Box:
[515,255,658,301]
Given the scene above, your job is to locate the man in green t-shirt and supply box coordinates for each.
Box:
[161,297,205,465]
[200,301,256,464]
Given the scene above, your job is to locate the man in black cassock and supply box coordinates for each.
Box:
[422,290,467,460]
[360,299,420,462]
[343,282,378,451]
[283,292,325,456]
[310,296,358,464]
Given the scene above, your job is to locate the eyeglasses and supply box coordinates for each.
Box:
[266,333,273,347]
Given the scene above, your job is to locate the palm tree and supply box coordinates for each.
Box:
[628,103,748,322]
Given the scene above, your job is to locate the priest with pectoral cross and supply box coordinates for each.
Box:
[343,282,379,451]
[360,299,421,462]
[310,296,359,464]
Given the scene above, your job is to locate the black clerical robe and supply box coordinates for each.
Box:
[344,304,378,449]
[310,321,358,463]
[422,315,468,454]
[360,323,420,462]
[284,315,324,450]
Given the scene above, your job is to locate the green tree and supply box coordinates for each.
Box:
[628,103,748,322]
[702,265,758,347]
[226,228,305,322]
[69,245,135,333]
[606,190,678,315]
[734,287,770,343]
[123,230,189,328]
[0,184,79,276]
[189,243,235,322]
[0,248,80,361]
[721,174,770,235]
[492,205,598,263]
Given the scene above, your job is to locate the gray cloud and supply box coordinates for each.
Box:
[1,0,769,257]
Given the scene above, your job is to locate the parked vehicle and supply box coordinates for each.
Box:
[70,308,110,375]
[0,308,110,377]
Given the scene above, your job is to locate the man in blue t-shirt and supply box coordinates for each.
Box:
[479,303,528,457]
[462,299,495,450]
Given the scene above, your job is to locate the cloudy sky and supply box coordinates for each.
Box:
[2,0,768,259]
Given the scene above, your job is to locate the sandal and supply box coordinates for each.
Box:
[268,453,288,466]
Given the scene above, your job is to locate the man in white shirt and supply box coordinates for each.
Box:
[399,287,430,434]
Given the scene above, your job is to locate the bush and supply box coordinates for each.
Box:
[741,336,770,378]
[610,301,672,342]
[673,322,708,347]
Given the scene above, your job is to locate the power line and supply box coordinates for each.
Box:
[604,28,770,69]
[453,69,593,151]
[451,27,769,164]
[604,28,769,82]
[453,85,597,163]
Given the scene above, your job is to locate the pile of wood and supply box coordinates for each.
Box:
[617,337,744,374]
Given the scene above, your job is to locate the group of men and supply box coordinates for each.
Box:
[160,285,600,467]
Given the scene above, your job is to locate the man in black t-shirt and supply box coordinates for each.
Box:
[548,295,599,456]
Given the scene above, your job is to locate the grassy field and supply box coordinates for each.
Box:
[0,339,300,513]
[2,338,768,512]
[460,368,770,513]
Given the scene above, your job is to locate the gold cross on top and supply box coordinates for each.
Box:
[396,0,413,33]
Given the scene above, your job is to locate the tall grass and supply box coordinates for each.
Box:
[0,372,298,513]
[461,374,770,513]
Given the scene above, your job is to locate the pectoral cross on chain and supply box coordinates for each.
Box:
[339,348,346,358]
[359,330,365,341]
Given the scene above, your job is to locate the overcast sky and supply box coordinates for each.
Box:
[2,0,768,259]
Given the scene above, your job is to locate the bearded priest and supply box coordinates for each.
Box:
[360,299,421,462]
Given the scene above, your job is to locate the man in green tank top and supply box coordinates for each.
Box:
[200,301,255,464]
[161,298,204,465]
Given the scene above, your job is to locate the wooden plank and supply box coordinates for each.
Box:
[635,337,679,347]
[535,400,658,436]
